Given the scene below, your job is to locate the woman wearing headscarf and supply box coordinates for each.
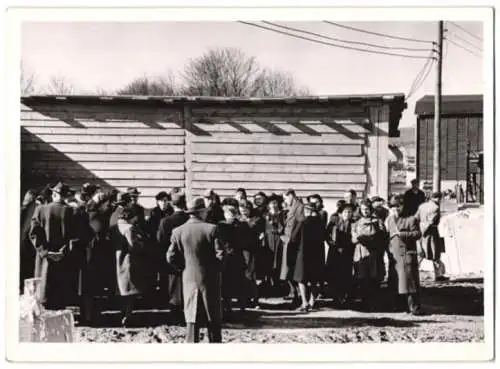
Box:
[20,189,38,294]
[114,206,156,326]
[351,198,387,311]
[385,195,423,315]
[288,202,326,311]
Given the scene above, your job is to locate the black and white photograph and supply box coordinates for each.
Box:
[3,3,495,363]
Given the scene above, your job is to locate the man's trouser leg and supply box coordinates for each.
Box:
[207,322,222,343]
[186,323,200,343]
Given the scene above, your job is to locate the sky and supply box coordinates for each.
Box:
[21,21,484,127]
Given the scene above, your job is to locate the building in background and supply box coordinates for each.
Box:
[20,94,406,214]
[415,94,483,201]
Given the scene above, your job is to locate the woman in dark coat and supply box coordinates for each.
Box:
[288,202,325,311]
[238,199,263,307]
[351,198,387,311]
[20,189,38,294]
[78,190,115,324]
[114,206,156,326]
[385,195,423,315]
[325,203,356,306]
[263,194,286,289]
[217,199,248,315]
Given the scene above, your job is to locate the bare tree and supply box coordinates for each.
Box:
[45,75,76,95]
[254,68,310,97]
[182,47,263,97]
[117,72,180,96]
[20,61,37,96]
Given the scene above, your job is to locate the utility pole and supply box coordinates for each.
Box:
[433,20,444,193]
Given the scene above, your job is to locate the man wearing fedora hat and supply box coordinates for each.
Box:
[126,187,146,225]
[167,197,225,343]
[29,181,79,310]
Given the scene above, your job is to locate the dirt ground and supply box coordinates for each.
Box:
[75,274,484,343]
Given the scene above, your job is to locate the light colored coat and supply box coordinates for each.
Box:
[415,200,443,261]
[167,217,224,324]
[279,199,304,280]
[385,214,422,294]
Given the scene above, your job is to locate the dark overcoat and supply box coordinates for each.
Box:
[77,200,115,297]
[240,215,265,281]
[385,214,422,294]
[217,219,249,301]
[167,218,224,324]
[20,201,37,293]
[288,215,325,283]
[146,206,173,238]
[279,199,304,280]
[156,210,190,306]
[326,218,355,294]
[415,201,444,261]
[29,201,77,309]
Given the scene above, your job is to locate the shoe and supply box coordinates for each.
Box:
[435,276,450,282]
[296,305,310,312]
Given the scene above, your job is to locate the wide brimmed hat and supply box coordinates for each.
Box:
[186,197,206,215]
[126,187,141,196]
[115,192,131,205]
[81,183,100,196]
[50,182,70,196]
[155,191,169,201]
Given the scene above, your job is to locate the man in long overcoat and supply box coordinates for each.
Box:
[280,189,304,303]
[29,182,78,310]
[157,193,189,314]
[167,197,225,343]
[415,192,447,282]
[385,195,423,315]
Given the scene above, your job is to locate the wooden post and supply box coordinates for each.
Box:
[183,104,193,202]
[433,20,444,193]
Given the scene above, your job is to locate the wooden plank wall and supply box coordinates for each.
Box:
[417,115,483,182]
[21,101,374,213]
[188,104,369,213]
[21,103,185,207]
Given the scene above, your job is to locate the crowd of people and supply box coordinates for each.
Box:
[20,178,447,343]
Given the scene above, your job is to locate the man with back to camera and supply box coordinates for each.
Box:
[167,197,225,343]
[403,179,427,217]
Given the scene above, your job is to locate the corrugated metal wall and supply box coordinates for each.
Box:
[21,100,382,211]
[417,115,483,182]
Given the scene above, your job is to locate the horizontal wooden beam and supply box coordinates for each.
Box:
[191,143,362,156]
[191,163,365,174]
[192,154,365,165]
[191,181,365,191]
[22,143,185,154]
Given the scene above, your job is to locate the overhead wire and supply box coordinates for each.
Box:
[238,21,434,59]
[407,56,435,100]
[323,21,434,44]
[444,37,482,58]
[448,21,483,41]
[261,20,432,53]
[446,30,483,51]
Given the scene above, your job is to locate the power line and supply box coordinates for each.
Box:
[261,21,432,53]
[323,21,434,44]
[444,37,482,58]
[446,30,482,51]
[238,21,434,60]
[408,57,435,99]
[448,21,483,42]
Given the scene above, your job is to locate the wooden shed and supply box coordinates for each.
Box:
[21,94,406,214]
[415,94,483,191]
